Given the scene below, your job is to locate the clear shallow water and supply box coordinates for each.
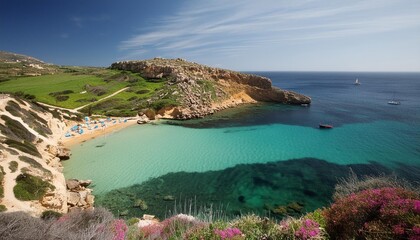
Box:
[63,72,420,217]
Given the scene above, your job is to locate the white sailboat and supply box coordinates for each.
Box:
[354,78,360,85]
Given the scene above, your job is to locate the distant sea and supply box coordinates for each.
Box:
[63,72,420,218]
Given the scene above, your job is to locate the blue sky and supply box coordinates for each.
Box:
[1,0,420,71]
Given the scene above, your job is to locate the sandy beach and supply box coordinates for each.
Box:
[62,119,138,147]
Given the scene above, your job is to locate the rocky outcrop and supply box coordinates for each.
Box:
[111,58,311,119]
[66,179,94,211]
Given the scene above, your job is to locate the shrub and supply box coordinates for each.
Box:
[48,90,74,96]
[0,208,117,240]
[55,95,69,102]
[294,219,321,240]
[325,187,420,239]
[9,161,18,173]
[126,217,139,226]
[214,227,243,239]
[304,208,327,229]
[1,115,36,142]
[5,100,22,117]
[0,165,4,198]
[13,173,55,201]
[136,89,150,95]
[4,139,41,158]
[112,219,128,240]
[85,85,107,96]
[19,155,50,175]
[150,99,178,111]
[143,108,156,120]
[0,205,6,212]
[230,215,282,239]
[333,170,417,200]
[41,210,62,220]
[139,214,201,239]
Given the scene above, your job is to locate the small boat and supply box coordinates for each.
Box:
[388,100,400,105]
[301,103,309,107]
[319,124,333,129]
[354,78,360,85]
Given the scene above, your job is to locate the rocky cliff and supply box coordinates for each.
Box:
[111,58,311,119]
[0,94,93,216]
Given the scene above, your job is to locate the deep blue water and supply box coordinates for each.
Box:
[65,72,420,218]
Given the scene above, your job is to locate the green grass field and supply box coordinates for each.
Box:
[0,68,168,110]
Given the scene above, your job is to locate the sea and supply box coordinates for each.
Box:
[63,72,420,218]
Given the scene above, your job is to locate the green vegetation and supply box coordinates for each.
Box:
[0,72,127,108]
[40,210,63,220]
[18,156,51,176]
[4,139,41,158]
[13,173,54,201]
[5,100,52,137]
[0,205,6,212]
[198,79,217,99]
[0,65,177,116]
[0,115,36,142]
[0,174,418,239]
[9,161,18,173]
[0,165,5,198]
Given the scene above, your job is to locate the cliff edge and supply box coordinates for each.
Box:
[110,58,311,119]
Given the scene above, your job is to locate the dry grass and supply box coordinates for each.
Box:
[333,169,419,200]
[0,208,116,240]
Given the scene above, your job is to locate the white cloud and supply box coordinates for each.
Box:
[118,0,420,62]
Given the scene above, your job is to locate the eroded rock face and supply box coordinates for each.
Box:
[57,147,71,160]
[111,58,311,120]
[66,179,94,209]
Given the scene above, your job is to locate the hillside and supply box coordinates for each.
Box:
[110,58,311,119]
[0,51,59,80]
[0,95,93,215]
[0,51,311,119]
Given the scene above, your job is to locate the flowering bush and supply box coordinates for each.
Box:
[325,187,420,239]
[279,217,325,240]
[112,219,128,240]
[294,219,321,240]
[214,227,243,239]
[139,214,202,239]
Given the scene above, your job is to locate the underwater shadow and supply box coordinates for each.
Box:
[95,158,398,219]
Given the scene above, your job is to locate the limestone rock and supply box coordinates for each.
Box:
[67,192,80,206]
[110,59,311,120]
[57,147,71,160]
[79,180,92,187]
[66,179,80,190]
[41,193,64,210]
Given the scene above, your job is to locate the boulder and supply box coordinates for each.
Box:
[57,147,71,160]
[67,192,80,206]
[66,179,80,190]
[86,194,95,206]
[163,195,175,201]
[79,180,92,187]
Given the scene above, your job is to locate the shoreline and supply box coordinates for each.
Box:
[61,119,138,148]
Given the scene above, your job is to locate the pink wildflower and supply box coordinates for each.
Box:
[215,228,243,239]
[295,219,320,240]
[393,224,405,235]
[113,219,128,240]
[414,200,420,214]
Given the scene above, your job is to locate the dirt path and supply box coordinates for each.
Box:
[73,87,129,111]
[37,87,129,112]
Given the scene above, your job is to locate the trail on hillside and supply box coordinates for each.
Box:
[37,87,129,113]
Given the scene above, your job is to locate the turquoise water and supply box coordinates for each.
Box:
[63,72,420,217]
[64,119,419,194]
